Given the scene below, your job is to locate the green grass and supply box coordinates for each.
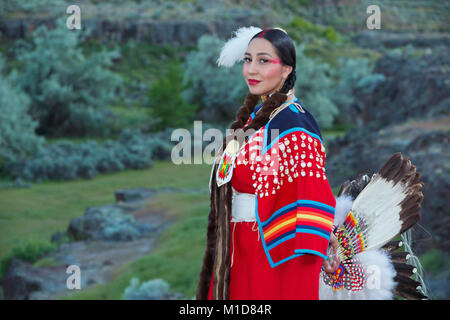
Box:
[0,160,211,263]
[33,256,66,268]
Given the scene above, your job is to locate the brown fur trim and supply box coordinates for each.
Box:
[195,164,219,299]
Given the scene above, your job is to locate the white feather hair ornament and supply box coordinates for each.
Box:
[216,26,263,68]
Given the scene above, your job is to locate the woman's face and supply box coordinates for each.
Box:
[243,38,293,96]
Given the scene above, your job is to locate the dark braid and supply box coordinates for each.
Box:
[280,70,296,94]
[229,92,260,131]
[222,90,288,152]
[243,92,288,132]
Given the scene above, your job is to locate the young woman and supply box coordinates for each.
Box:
[196,27,340,300]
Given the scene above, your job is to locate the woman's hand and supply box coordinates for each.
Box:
[322,232,341,274]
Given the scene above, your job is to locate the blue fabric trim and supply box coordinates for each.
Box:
[245,102,262,142]
[267,232,295,250]
[260,202,297,228]
[271,253,305,267]
[259,97,324,156]
[265,225,331,251]
[296,225,331,237]
[260,199,335,228]
[255,197,306,267]
[289,104,299,113]
[255,196,333,268]
[249,103,262,121]
[294,249,328,260]
[296,227,331,241]
[298,199,335,213]
[254,197,275,267]
[262,126,324,156]
[266,230,296,249]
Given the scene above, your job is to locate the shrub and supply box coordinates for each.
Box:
[122,277,184,300]
[5,128,176,182]
[0,0,65,15]
[14,18,122,137]
[293,44,339,128]
[0,239,58,279]
[182,35,248,123]
[147,60,197,131]
[285,17,339,44]
[0,54,45,170]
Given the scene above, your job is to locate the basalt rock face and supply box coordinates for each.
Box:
[352,31,450,49]
[0,16,267,44]
[349,47,450,129]
[326,46,450,256]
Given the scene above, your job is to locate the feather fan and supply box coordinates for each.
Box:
[319,152,428,300]
[335,152,423,260]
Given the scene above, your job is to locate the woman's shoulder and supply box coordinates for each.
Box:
[265,97,323,145]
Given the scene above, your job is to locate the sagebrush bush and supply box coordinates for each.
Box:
[122,277,184,300]
[0,54,45,169]
[293,44,339,128]
[5,128,174,182]
[182,35,248,123]
[14,18,122,137]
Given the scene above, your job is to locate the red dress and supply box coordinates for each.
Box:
[207,98,336,300]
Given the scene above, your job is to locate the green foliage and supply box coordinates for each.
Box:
[111,40,191,109]
[147,60,197,131]
[294,44,339,128]
[108,105,154,134]
[0,0,65,16]
[122,278,183,300]
[14,18,122,137]
[0,54,45,169]
[33,256,64,268]
[285,17,339,44]
[5,128,175,182]
[420,248,450,275]
[183,35,248,123]
[0,239,58,279]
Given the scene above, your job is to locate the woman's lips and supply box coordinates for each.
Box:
[248,79,261,85]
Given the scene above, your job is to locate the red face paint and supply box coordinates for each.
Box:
[258,29,269,38]
[269,57,281,64]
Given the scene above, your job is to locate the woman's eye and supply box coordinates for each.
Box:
[243,58,269,63]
